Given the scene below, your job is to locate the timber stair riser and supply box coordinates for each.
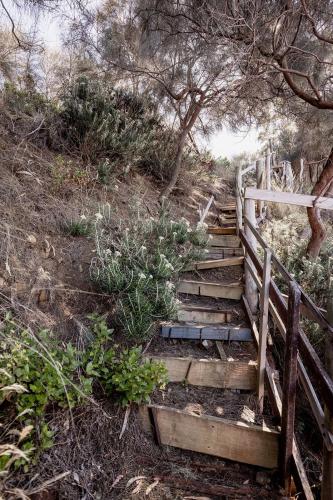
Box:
[185,256,244,271]
[206,248,244,259]
[161,324,252,341]
[208,235,241,248]
[140,405,279,469]
[178,306,233,324]
[178,280,244,300]
[145,356,257,390]
[207,226,237,235]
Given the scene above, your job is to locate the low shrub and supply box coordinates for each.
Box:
[59,76,199,181]
[90,207,207,338]
[0,313,167,474]
[0,314,91,472]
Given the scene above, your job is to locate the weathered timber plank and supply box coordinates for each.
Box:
[199,195,214,223]
[147,356,257,390]
[186,256,244,271]
[216,340,228,360]
[206,247,244,259]
[200,326,252,341]
[199,282,243,300]
[178,280,243,300]
[177,281,200,295]
[215,202,236,211]
[177,306,232,324]
[245,187,333,210]
[169,326,201,339]
[148,405,279,468]
[219,218,237,224]
[207,226,237,235]
[208,235,241,248]
[161,324,252,341]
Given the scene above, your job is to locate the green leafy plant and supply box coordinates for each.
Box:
[111,347,167,406]
[83,315,167,405]
[0,314,92,473]
[0,313,167,475]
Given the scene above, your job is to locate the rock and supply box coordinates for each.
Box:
[27,234,37,245]
[202,339,213,349]
[256,471,271,486]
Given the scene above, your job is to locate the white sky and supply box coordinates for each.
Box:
[206,128,260,159]
[2,3,260,159]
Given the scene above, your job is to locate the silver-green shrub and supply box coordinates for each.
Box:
[90,206,207,338]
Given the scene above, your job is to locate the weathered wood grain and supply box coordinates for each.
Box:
[177,306,232,324]
[147,356,257,390]
[185,256,244,271]
[208,234,241,248]
[178,280,243,300]
[144,405,279,468]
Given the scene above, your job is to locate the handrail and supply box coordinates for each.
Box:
[244,255,333,451]
[235,153,333,495]
[240,228,333,416]
[244,216,333,334]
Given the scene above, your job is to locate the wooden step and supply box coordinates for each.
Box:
[186,256,244,271]
[140,405,279,468]
[207,226,237,235]
[208,234,240,248]
[178,305,232,324]
[206,247,244,259]
[215,202,236,211]
[178,280,243,300]
[161,324,252,341]
[146,356,257,390]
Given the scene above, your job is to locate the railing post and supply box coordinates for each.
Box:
[244,198,258,314]
[322,278,333,500]
[257,248,272,413]
[265,153,272,218]
[235,165,243,234]
[280,281,301,493]
[285,161,294,191]
[265,153,271,191]
[256,158,265,217]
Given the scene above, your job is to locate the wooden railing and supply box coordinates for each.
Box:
[235,159,333,499]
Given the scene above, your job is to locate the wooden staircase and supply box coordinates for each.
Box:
[139,198,282,494]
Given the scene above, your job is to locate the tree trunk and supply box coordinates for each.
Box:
[306,147,333,258]
[160,100,203,200]
[160,128,188,200]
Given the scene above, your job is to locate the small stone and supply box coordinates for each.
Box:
[27,234,37,245]
[202,339,213,349]
[256,471,271,486]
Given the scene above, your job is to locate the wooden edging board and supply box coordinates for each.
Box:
[160,324,253,341]
[177,305,232,324]
[185,256,244,271]
[140,404,279,469]
[207,226,237,235]
[206,247,244,259]
[146,356,257,390]
[208,234,241,248]
[178,280,243,300]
